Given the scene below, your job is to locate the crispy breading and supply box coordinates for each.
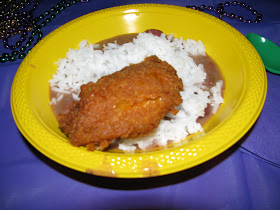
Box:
[58,55,183,150]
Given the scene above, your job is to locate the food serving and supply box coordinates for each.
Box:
[49,29,224,152]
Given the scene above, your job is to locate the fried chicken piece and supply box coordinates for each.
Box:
[58,55,183,151]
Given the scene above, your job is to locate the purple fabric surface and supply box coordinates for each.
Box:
[240,72,280,166]
[1,0,280,209]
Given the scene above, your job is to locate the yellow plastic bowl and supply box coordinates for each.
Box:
[11,4,267,178]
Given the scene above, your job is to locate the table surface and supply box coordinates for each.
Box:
[1,0,280,209]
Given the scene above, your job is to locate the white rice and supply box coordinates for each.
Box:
[49,32,224,152]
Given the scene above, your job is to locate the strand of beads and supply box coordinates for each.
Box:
[0,0,39,39]
[186,1,262,23]
[0,0,81,63]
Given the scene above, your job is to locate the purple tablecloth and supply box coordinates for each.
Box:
[1,0,280,209]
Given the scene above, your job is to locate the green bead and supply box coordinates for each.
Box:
[72,0,77,4]
[3,53,9,58]
[50,7,56,12]
[0,56,7,63]
[66,3,71,7]
[60,6,65,11]
[27,49,31,54]
[18,53,26,59]
[12,51,19,56]
[26,42,31,48]
[41,21,46,27]
[44,11,50,16]
[56,10,61,14]
[39,15,44,19]
[31,30,37,36]
[46,18,51,23]
[29,37,34,42]
[56,3,61,8]
[50,14,56,19]
[38,32,43,38]
[8,56,16,62]
[61,0,66,4]
[20,46,26,52]
[36,26,42,31]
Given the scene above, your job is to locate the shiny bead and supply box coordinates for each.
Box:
[18,53,26,59]
[50,14,56,19]
[28,36,34,42]
[0,56,7,63]
[240,2,246,7]
[247,5,253,10]
[26,41,31,47]
[21,12,27,18]
[199,5,206,11]
[246,19,253,23]
[20,46,26,52]
[46,18,51,23]
[252,10,258,15]
[12,51,19,56]
[20,36,26,41]
[40,21,46,27]
[31,30,37,36]
[224,2,230,7]
[2,53,9,58]
[72,0,77,4]
[228,13,236,19]
[44,11,50,16]
[38,32,43,38]
[4,44,9,49]
[60,6,66,11]
[16,41,22,47]
[256,16,262,22]
[8,56,16,62]
[207,6,214,11]
[237,16,244,21]
[22,30,28,36]
[215,9,221,14]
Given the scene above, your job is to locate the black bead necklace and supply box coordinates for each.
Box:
[1,1,262,63]
[186,1,262,23]
[0,0,86,63]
